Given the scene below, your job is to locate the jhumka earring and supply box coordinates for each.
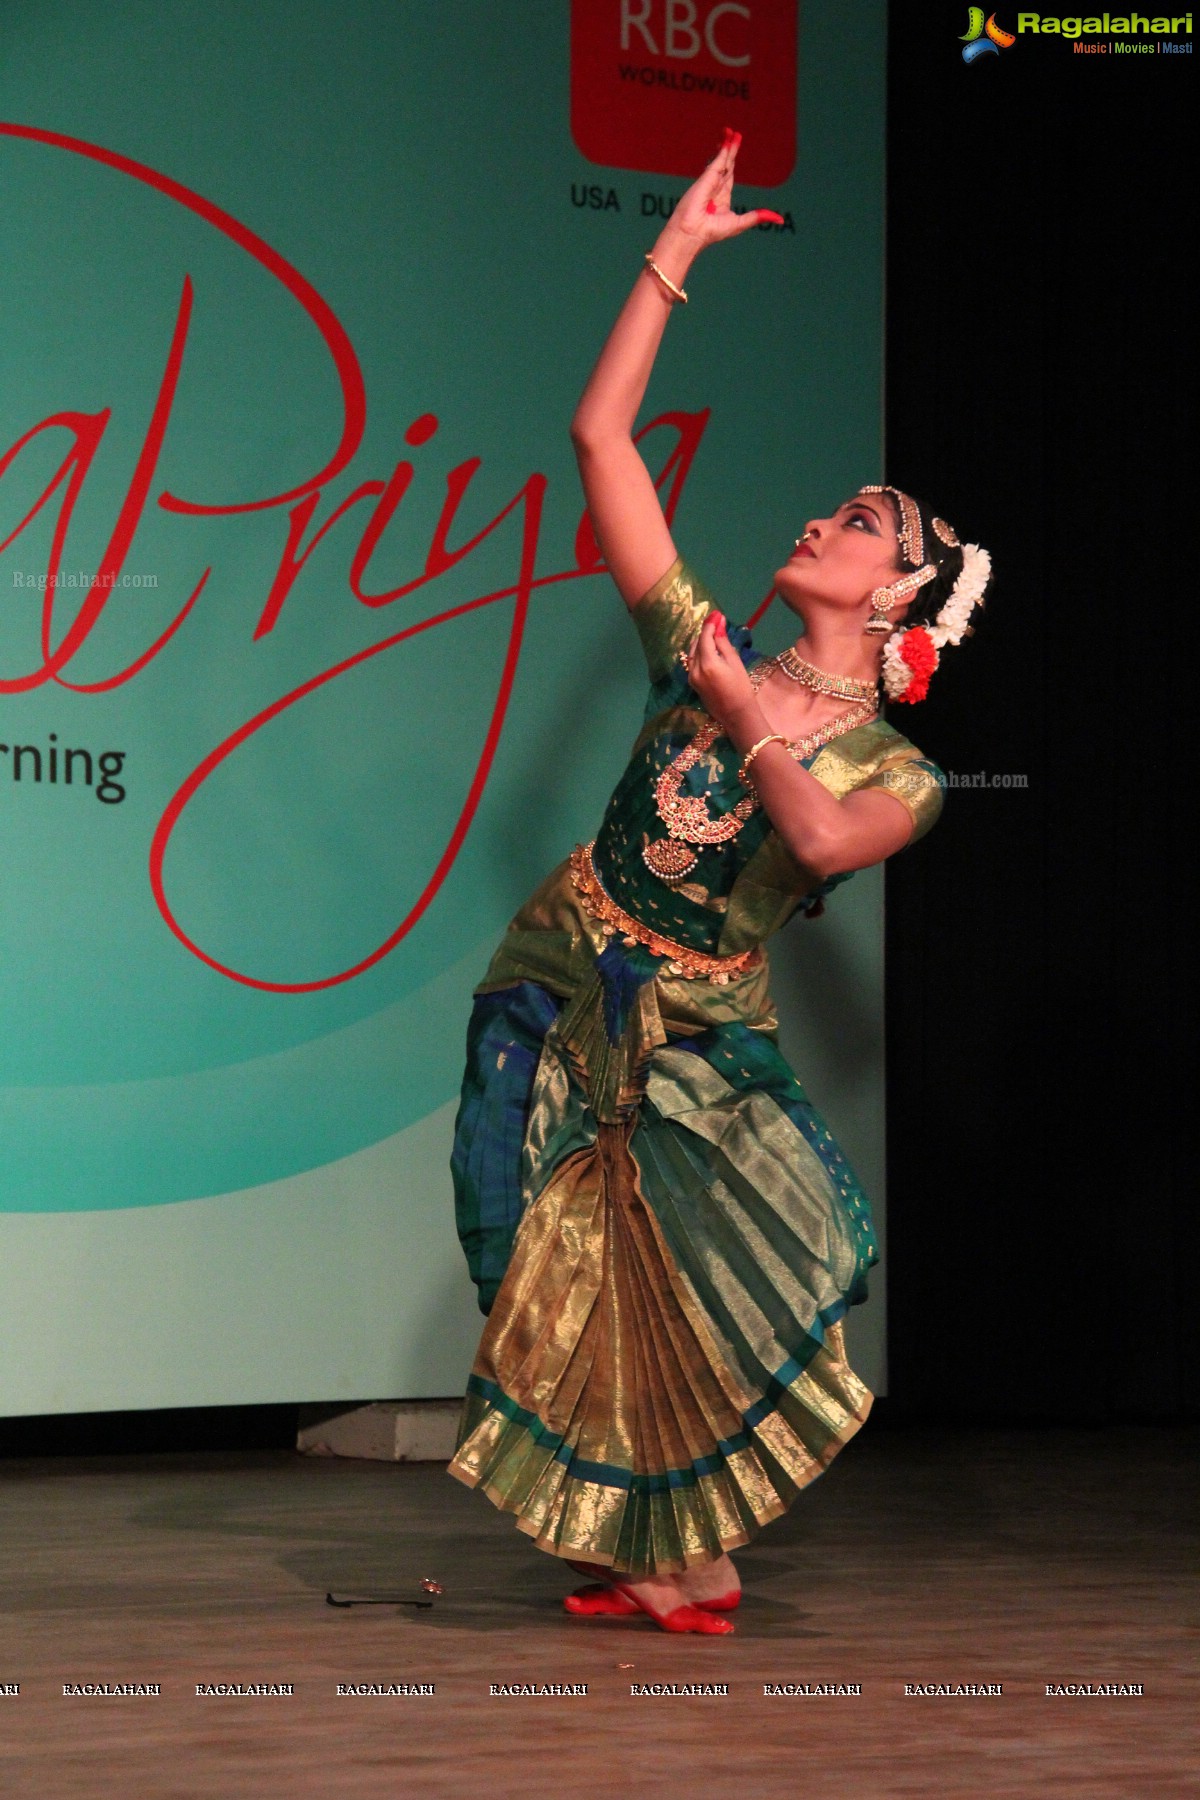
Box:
[864,566,937,635]
[865,585,900,635]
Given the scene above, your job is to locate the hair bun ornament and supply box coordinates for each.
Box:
[882,626,938,703]
[881,544,991,702]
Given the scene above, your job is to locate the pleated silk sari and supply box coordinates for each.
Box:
[447,558,944,1575]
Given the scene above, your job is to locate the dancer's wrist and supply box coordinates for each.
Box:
[724,699,770,753]
[649,222,699,286]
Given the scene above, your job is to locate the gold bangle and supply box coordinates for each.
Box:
[643,253,688,305]
[738,734,789,785]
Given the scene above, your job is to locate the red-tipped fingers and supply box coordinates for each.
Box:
[702,130,734,207]
[725,208,783,236]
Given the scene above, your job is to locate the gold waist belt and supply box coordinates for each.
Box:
[568,842,761,986]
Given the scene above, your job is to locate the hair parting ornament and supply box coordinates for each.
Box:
[858,485,991,704]
[860,483,925,566]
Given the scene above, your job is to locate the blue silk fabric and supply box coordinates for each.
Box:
[452,970,877,1320]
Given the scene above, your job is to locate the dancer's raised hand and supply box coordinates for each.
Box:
[570,132,784,609]
[664,129,785,251]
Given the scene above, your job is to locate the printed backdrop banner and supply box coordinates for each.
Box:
[0,0,888,1414]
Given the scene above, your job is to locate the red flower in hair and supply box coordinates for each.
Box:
[896,627,938,703]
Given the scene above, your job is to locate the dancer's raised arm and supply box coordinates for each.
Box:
[570,130,782,607]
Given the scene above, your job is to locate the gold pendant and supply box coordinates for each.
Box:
[642,837,699,883]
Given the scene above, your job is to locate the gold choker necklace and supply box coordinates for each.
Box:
[766,647,878,706]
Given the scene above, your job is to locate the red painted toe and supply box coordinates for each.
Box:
[657,1604,735,1634]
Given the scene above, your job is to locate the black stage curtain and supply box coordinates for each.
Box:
[882,13,1193,1421]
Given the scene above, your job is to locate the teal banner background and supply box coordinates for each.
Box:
[0,0,887,1414]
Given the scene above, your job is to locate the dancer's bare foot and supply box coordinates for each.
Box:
[562,1553,741,1622]
[610,1571,735,1634]
[679,1551,741,1610]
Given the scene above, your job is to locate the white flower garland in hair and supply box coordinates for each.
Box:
[927,544,991,649]
[881,544,991,701]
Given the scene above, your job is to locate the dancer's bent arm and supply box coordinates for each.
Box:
[688,611,918,878]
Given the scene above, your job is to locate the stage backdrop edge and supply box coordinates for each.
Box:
[0,0,889,1413]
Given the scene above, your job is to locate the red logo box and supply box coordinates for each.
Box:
[571,0,798,187]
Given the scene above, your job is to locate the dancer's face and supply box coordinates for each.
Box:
[774,495,903,618]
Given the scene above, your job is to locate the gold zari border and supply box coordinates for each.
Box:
[568,842,761,985]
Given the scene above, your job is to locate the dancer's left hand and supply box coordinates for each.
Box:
[687,611,759,738]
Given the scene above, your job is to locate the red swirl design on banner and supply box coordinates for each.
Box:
[0,121,365,515]
[0,122,710,990]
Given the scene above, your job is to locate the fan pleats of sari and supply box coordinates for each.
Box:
[449,973,874,1577]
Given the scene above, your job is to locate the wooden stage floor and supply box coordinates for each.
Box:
[1,1424,1194,1798]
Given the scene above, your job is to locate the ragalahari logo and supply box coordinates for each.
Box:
[961,8,1017,59]
[571,0,797,186]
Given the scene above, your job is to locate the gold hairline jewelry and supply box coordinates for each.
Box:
[858,484,924,568]
[643,254,688,305]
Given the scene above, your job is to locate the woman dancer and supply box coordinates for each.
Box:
[447,131,990,1633]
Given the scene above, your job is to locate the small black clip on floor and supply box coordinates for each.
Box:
[325,1591,434,1609]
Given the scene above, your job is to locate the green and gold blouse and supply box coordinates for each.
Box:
[478,555,944,1041]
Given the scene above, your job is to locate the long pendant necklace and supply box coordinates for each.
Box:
[643,653,878,885]
[643,717,757,882]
